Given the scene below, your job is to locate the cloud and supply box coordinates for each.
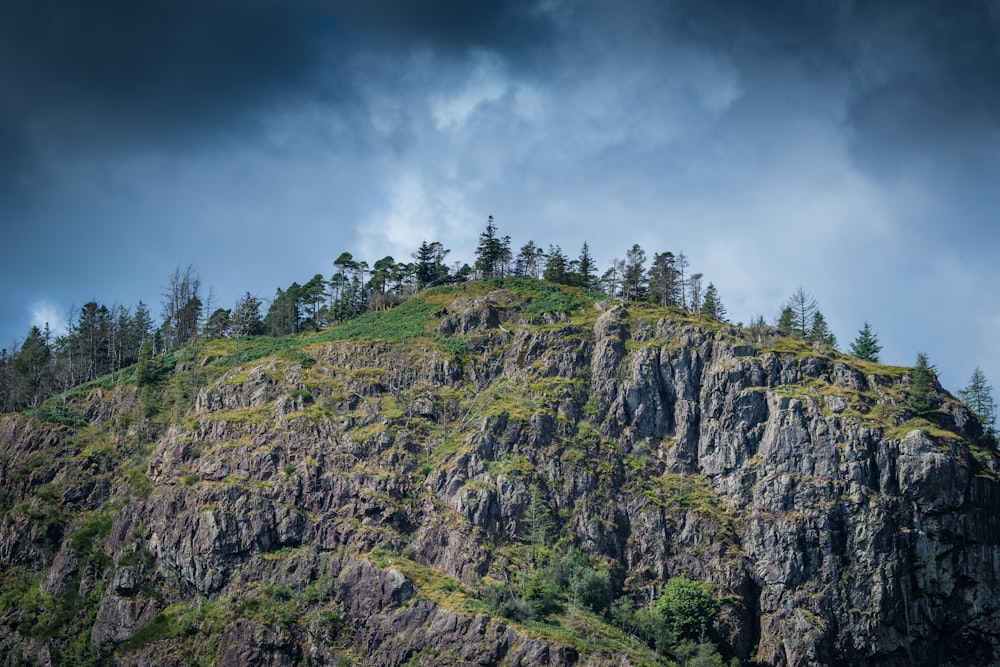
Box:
[30,301,67,337]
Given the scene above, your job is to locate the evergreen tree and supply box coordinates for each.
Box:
[11,326,53,408]
[523,486,555,565]
[700,283,726,321]
[514,241,544,278]
[648,251,680,307]
[135,339,157,386]
[542,245,570,284]
[621,244,648,301]
[908,352,936,417]
[849,322,882,362]
[264,285,301,336]
[808,311,836,348]
[414,241,450,288]
[475,215,504,278]
[575,242,596,290]
[960,367,997,444]
[776,306,795,333]
[301,274,328,330]
[203,308,231,338]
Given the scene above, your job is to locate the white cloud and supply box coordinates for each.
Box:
[357,175,478,263]
[30,301,68,337]
[430,53,509,130]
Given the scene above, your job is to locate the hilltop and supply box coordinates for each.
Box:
[1,279,999,666]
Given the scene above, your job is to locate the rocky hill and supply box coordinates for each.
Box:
[1,279,999,666]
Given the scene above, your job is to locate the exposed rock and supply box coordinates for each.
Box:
[2,291,999,667]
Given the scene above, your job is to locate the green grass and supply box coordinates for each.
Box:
[314,297,439,342]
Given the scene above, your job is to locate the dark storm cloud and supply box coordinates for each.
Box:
[0,0,554,179]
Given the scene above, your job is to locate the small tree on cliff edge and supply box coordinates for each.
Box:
[908,352,936,417]
[850,322,882,362]
[960,367,997,445]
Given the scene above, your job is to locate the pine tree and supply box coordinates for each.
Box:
[648,251,680,307]
[775,307,794,333]
[849,322,882,362]
[908,352,936,417]
[514,241,544,278]
[700,283,726,321]
[621,244,648,301]
[575,242,596,289]
[542,245,570,284]
[475,215,504,278]
[960,367,997,445]
[808,311,836,348]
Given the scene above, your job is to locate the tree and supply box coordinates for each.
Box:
[960,367,997,444]
[542,245,570,284]
[475,215,504,278]
[161,265,202,350]
[776,306,795,333]
[264,286,300,336]
[649,251,680,307]
[687,273,704,316]
[231,292,264,342]
[621,244,648,301]
[908,352,936,417]
[675,252,690,308]
[700,283,726,321]
[523,486,554,565]
[135,339,158,386]
[574,242,596,290]
[653,578,720,644]
[11,326,53,408]
[808,311,836,348]
[849,322,882,362]
[300,274,328,330]
[514,241,544,278]
[203,308,231,338]
[785,287,818,337]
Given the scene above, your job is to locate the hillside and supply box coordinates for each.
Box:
[1,279,999,666]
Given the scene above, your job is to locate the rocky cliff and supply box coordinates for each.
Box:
[1,280,999,666]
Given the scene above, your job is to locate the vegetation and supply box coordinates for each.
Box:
[0,215,997,665]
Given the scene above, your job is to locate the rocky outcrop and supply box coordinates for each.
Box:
[1,288,999,666]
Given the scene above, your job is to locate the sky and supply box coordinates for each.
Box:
[2,0,1000,394]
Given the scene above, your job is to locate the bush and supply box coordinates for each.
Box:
[653,577,720,643]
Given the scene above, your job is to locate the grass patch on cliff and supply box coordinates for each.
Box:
[314,297,439,342]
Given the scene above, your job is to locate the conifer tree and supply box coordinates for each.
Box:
[960,367,997,444]
[908,352,936,417]
[808,311,836,348]
[700,283,726,321]
[849,322,882,362]
[575,242,596,289]
[542,245,570,284]
[621,244,648,301]
[776,306,795,333]
[475,215,504,278]
[514,241,544,278]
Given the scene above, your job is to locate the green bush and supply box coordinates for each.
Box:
[653,577,720,643]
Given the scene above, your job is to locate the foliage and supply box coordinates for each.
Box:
[700,283,726,322]
[849,322,882,362]
[960,367,997,445]
[653,577,721,643]
[908,352,936,417]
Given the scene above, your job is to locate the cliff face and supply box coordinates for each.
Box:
[1,283,999,666]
